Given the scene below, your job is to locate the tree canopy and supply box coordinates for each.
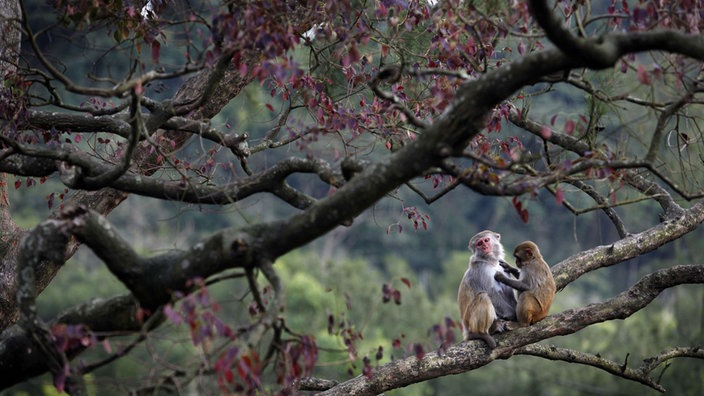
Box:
[1,0,703,394]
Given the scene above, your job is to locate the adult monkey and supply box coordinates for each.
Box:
[457,230,518,348]
[495,241,556,326]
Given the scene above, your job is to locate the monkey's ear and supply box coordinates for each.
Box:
[524,248,534,259]
[494,232,500,241]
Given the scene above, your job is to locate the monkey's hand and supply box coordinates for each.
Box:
[499,260,520,278]
[495,272,509,283]
[495,272,530,292]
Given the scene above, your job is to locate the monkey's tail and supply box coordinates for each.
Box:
[465,333,497,349]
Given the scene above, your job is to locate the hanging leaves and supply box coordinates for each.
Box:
[512,196,530,223]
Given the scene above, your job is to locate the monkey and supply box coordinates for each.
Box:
[494,241,556,326]
[461,292,497,348]
[458,230,518,348]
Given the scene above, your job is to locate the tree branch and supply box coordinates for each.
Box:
[316,265,704,395]
[551,202,704,290]
[16,218,86,394]
[528,0,620,69]
[515,344,704,393]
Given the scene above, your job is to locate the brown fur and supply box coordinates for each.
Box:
[459,292,497,348]
[495,241,556,326]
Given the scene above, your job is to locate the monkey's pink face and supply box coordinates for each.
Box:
[475,236,493,254]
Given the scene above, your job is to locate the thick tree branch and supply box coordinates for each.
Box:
[316,265,704,395]
[16,219,85,394]
[528,0,620,69]
[0,293,158,389]
[551,202,704,290]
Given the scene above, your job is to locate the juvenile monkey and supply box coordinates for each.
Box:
[458,230,518,348]
[494,241,556,326]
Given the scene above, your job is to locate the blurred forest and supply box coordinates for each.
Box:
[4,84,703,396]
[2,0,703,395]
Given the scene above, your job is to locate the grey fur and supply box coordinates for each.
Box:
[464,230,517,321]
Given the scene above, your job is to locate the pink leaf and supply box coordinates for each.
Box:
[541,125,552,138]
[133,80,144,95]
[102,339,113,354]
[564,119,575,135]
[637,64,651,85]
[555,188,565,205]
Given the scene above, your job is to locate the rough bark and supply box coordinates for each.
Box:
[0,0,23,328]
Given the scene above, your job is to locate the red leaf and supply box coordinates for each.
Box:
[512,197,530,223]
[375,345,384,361]
[14,180,21,189]
[413,343,425,359]
[266,103,274,112]
[519,209,529,223]
[151,41,161,64]
[392,289,402,305]
[382,283,392,303]
[564,119,575,135]
[362,356,373,379]
[400,277,411,289]
[237,355,252,380]
[637,64,651,85]
[135,308,149,324]
[74,134,82,143]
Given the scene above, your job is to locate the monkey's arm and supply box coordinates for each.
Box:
[499,260,520,278]
[495,272,530,292]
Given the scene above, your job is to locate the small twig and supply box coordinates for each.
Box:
[369,65,429,129]
[516,344,666,392]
